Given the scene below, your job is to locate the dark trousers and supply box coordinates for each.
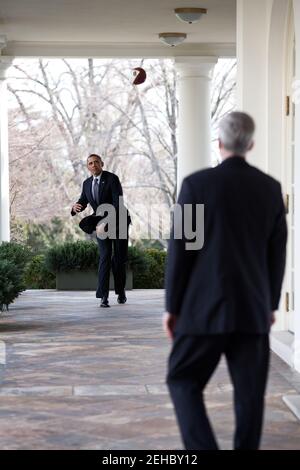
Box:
[166,333,270,450]
[96,236,128,298]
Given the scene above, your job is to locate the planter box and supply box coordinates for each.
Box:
[56,269,133,291]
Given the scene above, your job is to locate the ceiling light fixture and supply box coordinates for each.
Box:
[174,7,207,24]
[158,32,187,47]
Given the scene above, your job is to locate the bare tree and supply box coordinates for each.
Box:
[8,58,236,242]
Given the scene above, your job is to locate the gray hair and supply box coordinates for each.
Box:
[219,112,255,155]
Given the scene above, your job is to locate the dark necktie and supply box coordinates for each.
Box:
[93,178,100,205]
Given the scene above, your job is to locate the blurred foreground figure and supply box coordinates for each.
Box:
[164,112,288,450]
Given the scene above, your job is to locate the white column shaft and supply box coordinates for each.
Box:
[175,57,217,193]
[0,60,11,243]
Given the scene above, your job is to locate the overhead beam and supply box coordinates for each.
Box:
[2,41,236,59]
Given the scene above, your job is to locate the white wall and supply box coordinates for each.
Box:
[267,0,293,332]
[237,0,271,171]
[292,0,300,371]
[237,0,291,178]
[237,0,289,331]
[237,0,300,363]
[267,0,291,183]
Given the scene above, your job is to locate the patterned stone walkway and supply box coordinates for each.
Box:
[0,290,300,450]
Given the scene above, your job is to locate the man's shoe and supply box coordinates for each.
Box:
[100,296,110,308]
[117,293,127,304]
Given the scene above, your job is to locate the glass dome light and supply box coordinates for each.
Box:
[158,32,187,47]
[174,7,207,24]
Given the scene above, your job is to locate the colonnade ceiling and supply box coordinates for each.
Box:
[0,0,236,57]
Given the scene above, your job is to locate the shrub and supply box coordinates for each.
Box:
[133,239,166,251]
[45,240,99,273]
[0,242,33,300]
[44,241,167,289]
[0,242,32,270]
[145,248,167,288]
[24,255,56,289]
[127,246,151,271]
[0,259,25,311]
[131,247,167,289]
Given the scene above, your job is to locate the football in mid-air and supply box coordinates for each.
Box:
[132,67,147,85]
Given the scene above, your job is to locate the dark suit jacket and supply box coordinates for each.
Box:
[165,156,288,335]
[71,170,131,226]
[71,171,121,216]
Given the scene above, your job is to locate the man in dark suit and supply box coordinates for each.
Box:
[164,112,287,450]
[71,154,130,308]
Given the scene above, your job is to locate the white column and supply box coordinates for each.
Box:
[0,58,11,243]
[175,56,218,192]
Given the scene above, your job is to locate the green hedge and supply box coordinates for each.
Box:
[0,242,55,293]
[24,255,56,289]
[0,259,25,311]
[133,248,166,289]
[44,241,167,289]
[0,242,32,268]
[45,241,99,273]
[0,241,167,296]
[0,242,32,309]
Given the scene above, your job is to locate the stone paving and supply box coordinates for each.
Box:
[0,289,300,450]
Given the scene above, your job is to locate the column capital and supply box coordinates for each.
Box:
[174,56,218,78]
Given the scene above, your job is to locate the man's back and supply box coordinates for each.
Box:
[166,156,287,335]
[165,112,288,451]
